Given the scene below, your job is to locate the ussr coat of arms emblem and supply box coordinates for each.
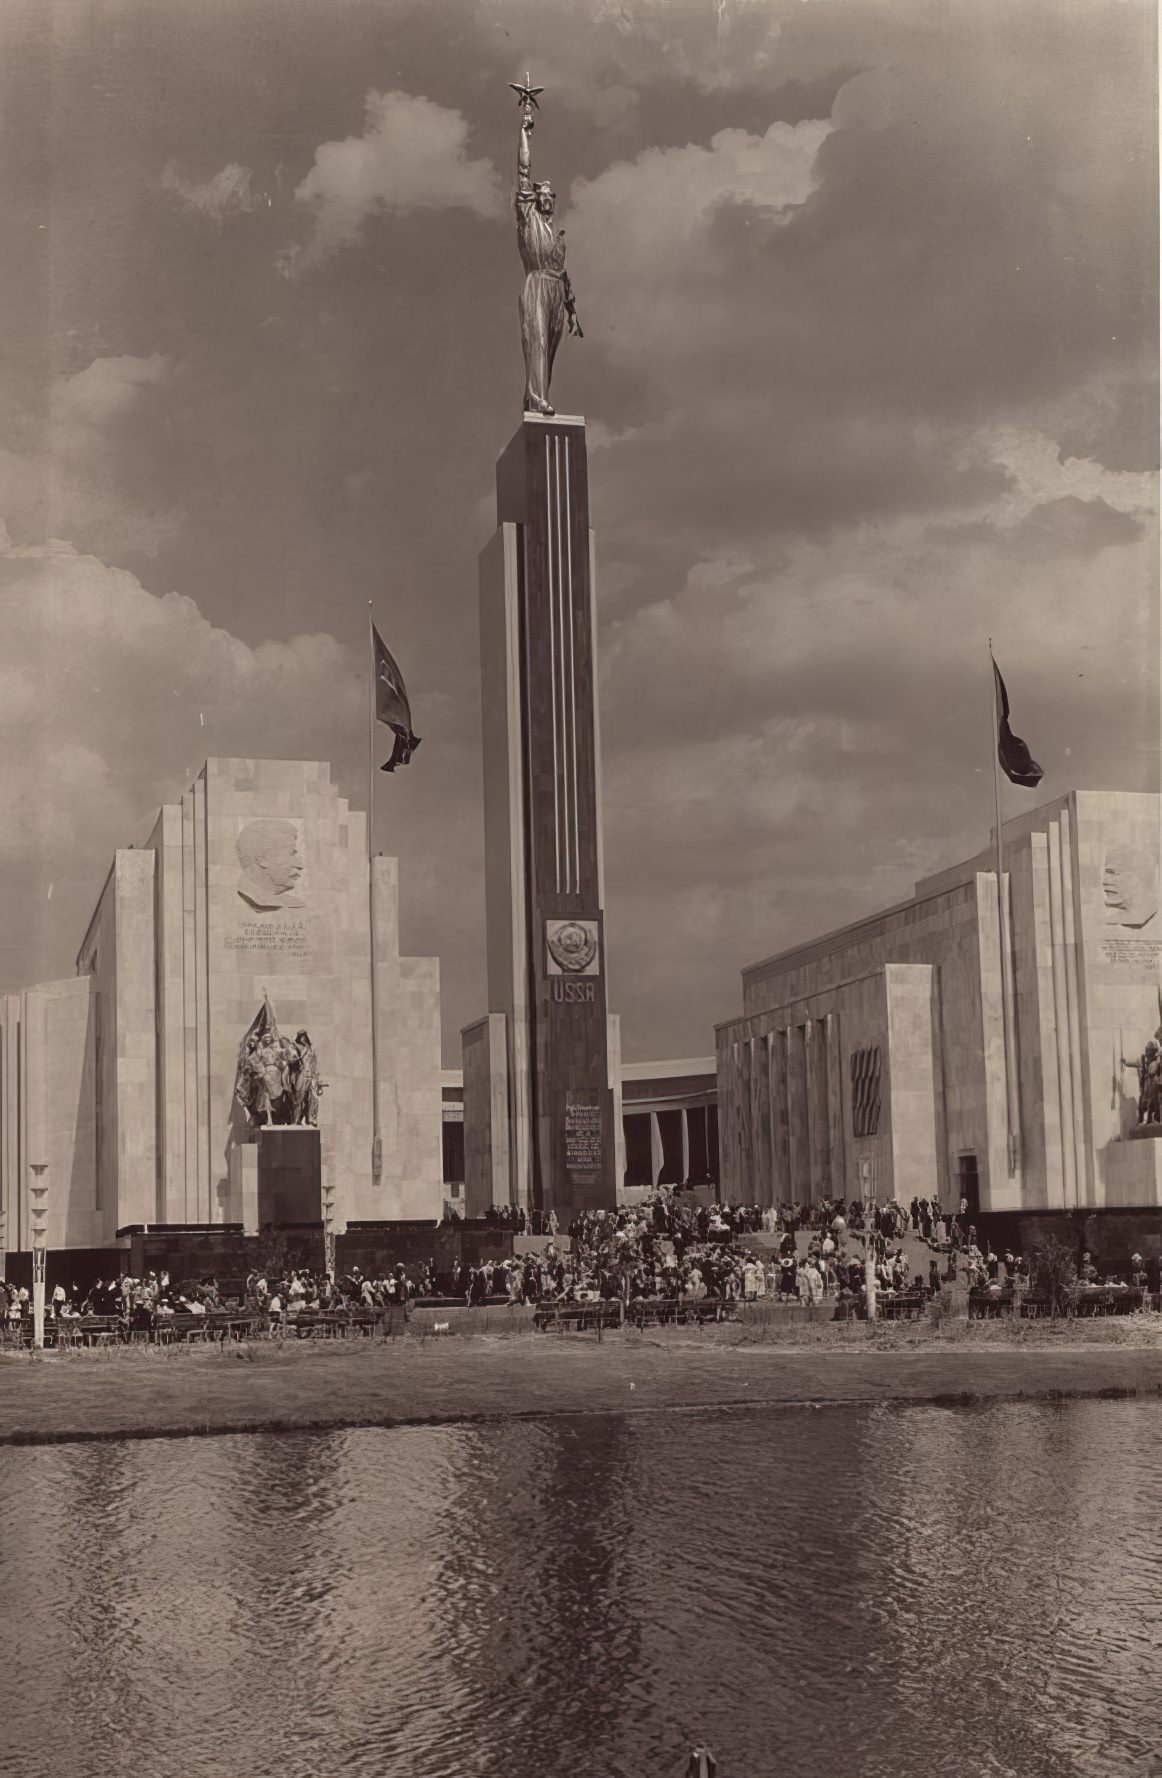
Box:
[545,918,599,974]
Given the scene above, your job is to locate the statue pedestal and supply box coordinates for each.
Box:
[229,1145,260,1235]
[257,1126,323,1227]
[1105,1132,1162,1205]
[462,1013,512,1217]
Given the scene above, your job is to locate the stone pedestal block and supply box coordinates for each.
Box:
[1102,1136,1162,1206]
[257,1127,322,1227]
[462,1014,510,1217]
[229,1145,260,1235]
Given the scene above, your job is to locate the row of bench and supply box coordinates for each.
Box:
[968,1286,1152,1319]
[530,1297,743,1333]
[1,1307,397,1348]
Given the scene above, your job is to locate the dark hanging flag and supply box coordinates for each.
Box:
[372,624,421,772]
[992,658,1043,789]
[243,993,280,1047]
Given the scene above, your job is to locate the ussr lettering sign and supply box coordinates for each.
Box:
[550,979,596,1004]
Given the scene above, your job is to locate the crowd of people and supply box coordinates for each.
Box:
[477,1204,559,1235]
[563,1194,933,1311]
[0,1271,255,1339]
[5,1188,1156,1341]
[2,1271,229,1333]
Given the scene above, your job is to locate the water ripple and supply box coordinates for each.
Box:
[0,1399,1158,1778]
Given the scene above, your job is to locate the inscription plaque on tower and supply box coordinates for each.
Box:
[565,1088,604,1185]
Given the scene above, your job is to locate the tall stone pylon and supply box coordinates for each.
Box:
[469,412,619,1221]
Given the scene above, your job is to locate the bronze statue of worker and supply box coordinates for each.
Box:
[512,79,582,416]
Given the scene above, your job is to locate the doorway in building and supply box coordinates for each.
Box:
[956,1152,980,1221]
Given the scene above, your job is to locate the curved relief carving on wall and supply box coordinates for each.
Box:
[1101,845,1157,930]
[236,817,305,911]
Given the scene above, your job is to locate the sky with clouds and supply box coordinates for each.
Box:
[0,0,1156,1062]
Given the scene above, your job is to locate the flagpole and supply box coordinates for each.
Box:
[989,641,1018,1178]
[368,601,382,1184]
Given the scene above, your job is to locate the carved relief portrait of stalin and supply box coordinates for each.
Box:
[236,818,305,911]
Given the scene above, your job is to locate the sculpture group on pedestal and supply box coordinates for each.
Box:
[234,996,321,1130]
[1122,1032,1162,1126]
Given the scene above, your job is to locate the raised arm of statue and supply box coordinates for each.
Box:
[517,112,533,195]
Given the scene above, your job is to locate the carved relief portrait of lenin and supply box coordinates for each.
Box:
[236,818,305,910]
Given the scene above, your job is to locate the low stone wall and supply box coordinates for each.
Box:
[337,1219,513,1279]
[27,1220,518,1295]
[971,1207,1162,1277]
[121,1224,326,1288]
[512,1234,563,1256]
[410,1302,536,1335]
[4,1246,128,1294]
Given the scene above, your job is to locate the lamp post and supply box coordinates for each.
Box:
[28,1164,49,1351]
[321,1178,336,1281]
[860,1156,877,1324]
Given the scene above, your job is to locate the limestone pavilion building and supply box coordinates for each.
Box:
[0,758,445,1259]
[716,791,1161,1219]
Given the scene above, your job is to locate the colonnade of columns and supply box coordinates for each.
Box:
[623,1104,718,1190]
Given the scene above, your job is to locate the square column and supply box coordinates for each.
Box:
[462,1014,510,1216]
[479,414,616,1220]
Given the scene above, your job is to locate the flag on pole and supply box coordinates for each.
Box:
[242,992,280,1047]
[992,657,1043,788]
[372,624,421,773]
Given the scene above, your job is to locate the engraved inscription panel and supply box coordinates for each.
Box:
[1100,938,1162,969]
[565,1088,603,1178]
[225,918,310,960]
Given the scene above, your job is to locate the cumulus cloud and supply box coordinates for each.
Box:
[51,353,171,435]
[566,19,1155,485]
[571,115,830,307]
[0,355,180,559]
[539,15,1156,1050]
[563,0,786,92]
[0,535,356,853]
[283,91,505,275]
[161,161,265,221]
[2,0,1154,1062]
[599,496,1158,1046]
[0,533,358,981]
[982,427,1157,526]
[0,531,486,1050]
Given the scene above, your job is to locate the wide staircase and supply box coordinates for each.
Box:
[746,1219,970,1314]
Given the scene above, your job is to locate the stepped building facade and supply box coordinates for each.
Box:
[0,758,444,1256]
[716,791,1161,1217]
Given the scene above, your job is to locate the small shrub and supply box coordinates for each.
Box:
[927,1287,959,1329]
[1030,1235,1078,1316]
